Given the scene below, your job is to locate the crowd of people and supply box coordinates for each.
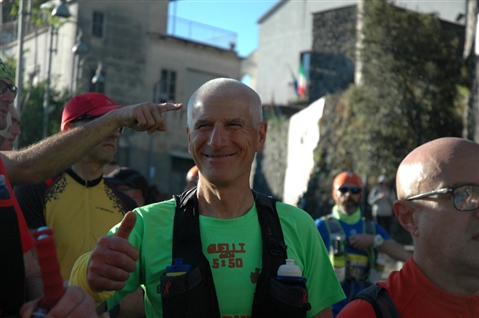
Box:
[1,56,479,317]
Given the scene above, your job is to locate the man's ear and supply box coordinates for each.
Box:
[394,200,419,237]
[185,125,191,154]
[255,121,267,152]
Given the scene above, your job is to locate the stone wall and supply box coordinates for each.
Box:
[252,115,290,201]
[309,6,356,103]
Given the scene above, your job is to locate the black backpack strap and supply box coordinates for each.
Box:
[169,187,221,317]
[353,285,400,318]
[173,187,202,266]
[251,191,288,317]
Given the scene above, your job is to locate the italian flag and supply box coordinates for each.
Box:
[297,63,306,97]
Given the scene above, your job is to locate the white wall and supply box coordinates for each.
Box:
[283,97,324,206]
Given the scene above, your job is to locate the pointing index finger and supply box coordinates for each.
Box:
[159,103,183,113]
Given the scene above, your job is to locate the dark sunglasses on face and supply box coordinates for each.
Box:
[337,186,362,194]
[71,114,124,134]
[0,80,18,96]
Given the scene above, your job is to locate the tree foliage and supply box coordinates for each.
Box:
[301,0,465,233]
[5,0,70,33]
[17,81,69,148]
[2,56,68,148]
[346,0,464,176]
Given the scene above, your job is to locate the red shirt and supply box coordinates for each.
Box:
[338,258,479,318]
[0,158,34,252]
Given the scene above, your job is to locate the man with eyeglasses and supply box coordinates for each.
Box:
[0,58,181,317]
[338,137,479,317]
[15,92,148,317]
[315,171,410,317]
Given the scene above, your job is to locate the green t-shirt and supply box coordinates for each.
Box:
[107,199,345,317]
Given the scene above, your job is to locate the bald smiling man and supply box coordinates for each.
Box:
[339,137,479,317]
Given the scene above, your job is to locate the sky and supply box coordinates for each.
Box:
[167,0,281,58]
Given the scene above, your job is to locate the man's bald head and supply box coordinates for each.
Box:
[186,78,262,129]
[396,137,479,199]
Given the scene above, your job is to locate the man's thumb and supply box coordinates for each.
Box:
[114,211,136,240]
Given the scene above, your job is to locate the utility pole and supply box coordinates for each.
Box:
[15,0,26,113]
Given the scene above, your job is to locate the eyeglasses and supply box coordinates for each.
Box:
[71,114,123,134]
[0,80,17,97]
[406,184,479,211]
[70,114,101,123]
[337,186,362,195]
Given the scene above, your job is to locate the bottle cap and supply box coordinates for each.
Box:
[166,258,192,274]
[277,259,302,277]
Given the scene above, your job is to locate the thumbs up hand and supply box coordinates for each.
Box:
[87,212,140,292]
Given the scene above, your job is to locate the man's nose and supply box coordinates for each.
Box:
[208,124,228,149]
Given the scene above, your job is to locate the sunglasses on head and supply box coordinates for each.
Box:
[337,186,362,194]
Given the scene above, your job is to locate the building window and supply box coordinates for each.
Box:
[92,11,104,37]
[159,69,176,103]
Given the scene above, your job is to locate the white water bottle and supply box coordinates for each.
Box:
[275,259,307,287]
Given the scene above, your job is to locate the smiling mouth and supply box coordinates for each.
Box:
[205,154,233,158]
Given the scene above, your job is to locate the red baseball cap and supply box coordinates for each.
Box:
[61,92,122,131]
[332,171,363,196]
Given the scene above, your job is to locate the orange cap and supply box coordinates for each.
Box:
[332,172,363,195]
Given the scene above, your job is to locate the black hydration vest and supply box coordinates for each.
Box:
[353,285,400,318]
[0,196,26,317]
[158,188,311,318]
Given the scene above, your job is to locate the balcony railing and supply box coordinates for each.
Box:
[0,19,45,46]
[2,15,238,52]
[167,15,237,51]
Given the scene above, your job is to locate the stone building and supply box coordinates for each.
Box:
[0,0,242,196]
[255,0,465,107]
[251,0,468,206]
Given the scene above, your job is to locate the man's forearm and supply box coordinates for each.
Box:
[2,102,181,186]
[379,239,411,262]
[2,120,117,186]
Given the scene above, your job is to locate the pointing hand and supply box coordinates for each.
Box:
[110,102,183,135]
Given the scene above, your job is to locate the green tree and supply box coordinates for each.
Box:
[345,0,464,176]
[8,0,59,27]
[18,80,69,148]
[301,0,465,243]
[2,56,68,148]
